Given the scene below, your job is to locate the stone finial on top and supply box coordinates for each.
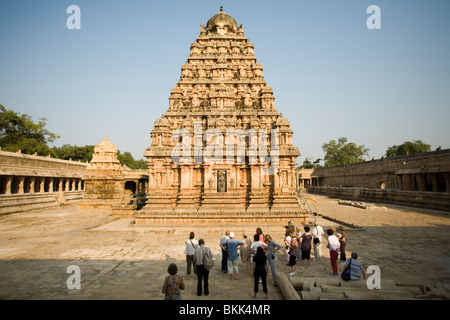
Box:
[205,5,238,34]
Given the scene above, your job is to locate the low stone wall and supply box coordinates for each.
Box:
[308,186,450,212]
[134,210,309,223]
[0,191,85,215]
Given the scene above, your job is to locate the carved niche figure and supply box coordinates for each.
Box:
[217,171,227,192]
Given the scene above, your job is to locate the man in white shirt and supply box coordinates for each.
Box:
[312,223,324,262]
[219,230,230,273]
[250,234,268,258]
[184,232,199,280]
[326,228,340,276]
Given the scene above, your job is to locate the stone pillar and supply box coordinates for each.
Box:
[58,179,63,193]
[18,177,24,194]
[40,178,46,192]
[49,178,54,192]
[5,176,12,195]
[29,177,35,194]
[65,179,70,192]
[444,173,450,193]
[77,179,82,191]
[407,174,415,191]
[430,173,439,192]
[274,272,301,300]
[418,174,427,192]
[290,163,296,188]
[398,175,404,190]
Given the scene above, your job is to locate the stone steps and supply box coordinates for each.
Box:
[0,191,85,215]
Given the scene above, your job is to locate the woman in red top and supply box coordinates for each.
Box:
[256,227,266,243]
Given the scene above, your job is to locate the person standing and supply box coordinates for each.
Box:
[221,232,243,280]
[295,227,302,262]
[300,226,313,269]
[252,247,269,300]
[287,230,299,276]
[326,228,341,276]
[284,220,295,235]
[184,232,198,280]
[240,233,252,274]
[162,263,185,300]
[312,222,324,262]
[265,234,282,285]
[251,234,267,258]
[337,226,347,263]
[219,230,230,274]
[256,227,266,243]
[284,229,292,264]
[193,239,212,296]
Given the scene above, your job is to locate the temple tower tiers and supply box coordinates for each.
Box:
[137,7,305,223]
[78,135,124,209]
[79,135,148,211]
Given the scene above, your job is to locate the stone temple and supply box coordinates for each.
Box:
[135,7,305,223]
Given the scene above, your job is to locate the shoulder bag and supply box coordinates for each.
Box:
[341,258,352,281]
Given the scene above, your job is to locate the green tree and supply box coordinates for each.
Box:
[0,104,59,156]
[322,137,369,167]
[298,157,322,169]
[52,144,95,162]
[385,140,431,157]
[117,151,147,169]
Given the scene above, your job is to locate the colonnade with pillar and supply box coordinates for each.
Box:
[0,176,84,195]
[397,172,450,193]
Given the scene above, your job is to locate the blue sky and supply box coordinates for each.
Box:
[1,0,449,163]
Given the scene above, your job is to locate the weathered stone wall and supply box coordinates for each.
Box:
[308,186,450,211]
[311,149,450,192]
[0,150,88,215]
[0,150,88,180]
[303,149,450,211]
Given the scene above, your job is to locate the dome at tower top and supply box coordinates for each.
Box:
[205,6,238,34]
[276,115,290,127]
[154,116,170,128]
[94,135,117,154]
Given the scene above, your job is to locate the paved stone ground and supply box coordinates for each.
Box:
[0,194,449,300]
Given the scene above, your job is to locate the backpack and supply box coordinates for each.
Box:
[203,250,214,271]
[341,259,352,281]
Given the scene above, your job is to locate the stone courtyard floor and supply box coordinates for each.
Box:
[0,194,449,300]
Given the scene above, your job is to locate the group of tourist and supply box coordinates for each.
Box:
[161,222,365,300]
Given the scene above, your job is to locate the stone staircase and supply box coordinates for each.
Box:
[0,191,85,215]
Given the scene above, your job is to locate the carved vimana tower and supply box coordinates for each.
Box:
[136,7,305,223]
